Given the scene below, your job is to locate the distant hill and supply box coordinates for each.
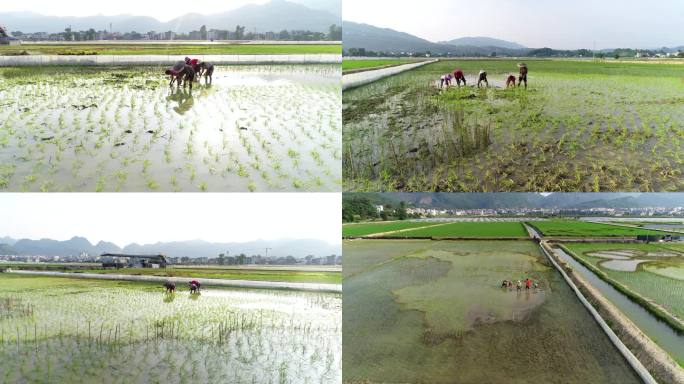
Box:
[2,237,341,258]
[1,1,340,34]
[343,21,530,56]
[441,36,526,50]
[344,193,684,210]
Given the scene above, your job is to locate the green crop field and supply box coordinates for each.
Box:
[0,274,341,383]
[0,44,341,56]
[563,243,684,322]
[0,65,341,192]
[343,59,684,192]
[343,240,641,383]
[385,221,527,238]
[529,220,674,237]
[342,59,412,72]
[342,220,439,237]
[83,266,341,284]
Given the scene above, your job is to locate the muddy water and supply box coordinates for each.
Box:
[343,240,641,383]
[0,65,341,192]
[554,247,684,365]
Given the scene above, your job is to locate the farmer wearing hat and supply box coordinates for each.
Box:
[518,62,528,89]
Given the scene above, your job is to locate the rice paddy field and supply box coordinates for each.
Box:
[383,221,527,238]
[0,274,341,383]
[562,243,684,321]
[528,220,675,237]
[0,64,341,192]
[342,220,440,237]
[343,240,640,383]
[341,60,413,73]
[343,59,684,192]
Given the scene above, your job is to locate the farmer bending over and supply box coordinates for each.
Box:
[506,74,516,88]
[453,69,466,87]
[165,60,186,87]
[518,63,528,89]
[199,62,214,84]
[440,73,452,88]
[477,70,488,88]
[189,279,201,294]
[185,57,201,80]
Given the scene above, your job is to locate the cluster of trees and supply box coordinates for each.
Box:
[15,23,341,42]
[342,196,409,222]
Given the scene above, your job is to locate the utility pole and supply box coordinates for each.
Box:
[265,248,272,258]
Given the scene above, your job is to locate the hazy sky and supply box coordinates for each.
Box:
[3,0,337,22]
[344,0,684,49]
[0,194,341,247]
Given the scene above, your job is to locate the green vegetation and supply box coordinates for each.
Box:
[343,240,641,383]
[342,59,412,72]
[82,266,341,284]
[344,59,684,192]
[0,65,341,192]
[342,220,438,237]
[529,220,674,237]
[561,243,684,329]
[0,43,341,56]
[385,221,527,238]
[0,274,341,383]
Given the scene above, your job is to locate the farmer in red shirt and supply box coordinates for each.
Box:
[525,278,532,290]
[506,74,516,88]
[189,279,201,293]
[453,68,466,87]
[185,57,201,80]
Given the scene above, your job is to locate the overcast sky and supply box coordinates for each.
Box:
[344,0,684,49]
[0,194,341,247]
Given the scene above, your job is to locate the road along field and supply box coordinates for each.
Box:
[0,274,341,383]
[528,220,677,237]
[343,239,642,383]
[342,59,413,74]
[343,59,684,192]
[0,65,340,192]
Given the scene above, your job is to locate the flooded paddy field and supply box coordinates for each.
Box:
[528,220,675,237]
[0,64,341,192]
[563,243,684,321]
[343,60,684,192]
[343,239,640,383]
[0,274,341,383]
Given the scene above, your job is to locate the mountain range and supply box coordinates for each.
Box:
[2,0,340,34]
[343,21,683,55]
[0,237,341,258]
[345,193,684,210]
[343,21,529,55]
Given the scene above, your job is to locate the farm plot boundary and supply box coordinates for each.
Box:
[555,244,684,334]
[0,54,342,66]
[5,270,342,293]
[342,59,437,90]
[540,242,659,384]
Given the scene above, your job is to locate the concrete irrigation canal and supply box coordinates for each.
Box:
[5,269,341,293]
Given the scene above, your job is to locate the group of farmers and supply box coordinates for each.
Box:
[165,57,215,90]
[439,63,528,89]
[501,278,539,291]
[163,279,201,294]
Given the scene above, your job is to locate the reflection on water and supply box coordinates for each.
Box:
[166,87,195,114]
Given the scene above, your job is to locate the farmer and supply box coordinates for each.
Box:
[518,62,528,89]
[198,61,215,84]
[525,278,532,291]
[164,281,176,293]
[189,279,201,294]
[516,280,522,291]
[165,60,187,87]
[185,57,201,79]
[505,74,516,88]
[440,73,452,88]
[501,280,508,289]
[180,65,196,90]
[477,70,488,88]
[453,68,466,87]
